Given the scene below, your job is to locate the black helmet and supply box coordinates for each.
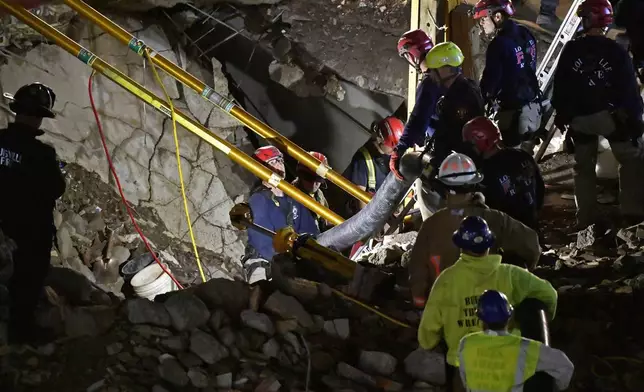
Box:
[3,82,56,118]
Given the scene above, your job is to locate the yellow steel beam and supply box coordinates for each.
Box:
[0,0,344,226]
[62,0,372,206]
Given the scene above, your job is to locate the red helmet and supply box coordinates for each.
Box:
[577,0,613,29]
[253,145,283,164]
[375,116,405,149]
[462,116,501,154]
[297,151,328,180]
[472,0,515,19]
[397,29,434,68]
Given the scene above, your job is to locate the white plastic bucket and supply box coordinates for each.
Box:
[130,262,176,300]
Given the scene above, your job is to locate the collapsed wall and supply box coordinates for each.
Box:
[0,11,255,267]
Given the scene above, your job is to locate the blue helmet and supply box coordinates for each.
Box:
[477,290,513,325]
[452,216,495,254]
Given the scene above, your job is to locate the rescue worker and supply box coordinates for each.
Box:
[462,116,545,229]
[293,151,331,232]
[415,42,485,219]
[244,146,319,283]
[552,0,644,228]
[418,216,557,391]
[615,0,644,83]
[0,83,66,343]
[472,0,542,151]
[344,116,404,213]
[409,152,541,308]
[391,29,443,179]
[458,290,574,392]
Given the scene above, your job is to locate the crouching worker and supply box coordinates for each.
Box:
[418,216,557,391]
[409,152,541,309]
[244,146,319,283]
[458,290,574,391]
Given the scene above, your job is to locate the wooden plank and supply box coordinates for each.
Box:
[448,4,478,79]
[407,0,421,117]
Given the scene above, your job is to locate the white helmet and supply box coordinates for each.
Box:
[436,152,484,186]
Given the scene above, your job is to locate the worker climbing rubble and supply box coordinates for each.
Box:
[408,152,540,309]
[472,0,542,152]
[391,29,443,179]
[418,215,557,392]
[0,82,66,344]
[615,0,644,84]
[458,290,574,391]
[462,116,544,230]
[552,0,644,229]
[343,115,404,214]
[415,42,485,218]
[292,151,331,232]
[243,146,319,284]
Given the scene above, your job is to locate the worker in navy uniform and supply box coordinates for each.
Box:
[244,146,319,284]
[391,29,444,179]
[462,116,545,230]
[552,0,644,228]
[0,83,66,343]
[472,0,542,152]
[343,116,404,214]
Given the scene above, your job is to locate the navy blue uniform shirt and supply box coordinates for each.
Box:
[247,189,320,260]
[397,75,445,152]
[552,35,644,122]
[480,19,539,109]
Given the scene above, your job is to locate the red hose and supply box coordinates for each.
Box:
[88,71,183,289]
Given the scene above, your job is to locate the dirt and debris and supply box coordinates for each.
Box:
[54,162,244,291]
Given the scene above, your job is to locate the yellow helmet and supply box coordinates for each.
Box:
[424,42,465,69]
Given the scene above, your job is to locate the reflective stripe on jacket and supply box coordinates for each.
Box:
[458,330,575,391]
[458,331,540,391]
[417,253,557,366]
[359,147,377,192]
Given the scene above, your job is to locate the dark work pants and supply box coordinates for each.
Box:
[6,230,52,342]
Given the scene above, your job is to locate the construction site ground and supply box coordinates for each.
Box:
[0,150,643,392]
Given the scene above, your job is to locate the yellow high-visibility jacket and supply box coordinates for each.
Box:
[418,253,557,366]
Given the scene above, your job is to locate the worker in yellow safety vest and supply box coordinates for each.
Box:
[418,215,557,392]
[458,290,574,391]
[343,116,405,215]
[293,151,331,232]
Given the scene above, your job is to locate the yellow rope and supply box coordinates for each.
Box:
[145,51,206,283]
[307,281,412,329]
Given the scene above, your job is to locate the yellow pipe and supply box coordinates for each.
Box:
[63,0,373,206]
[0,0,344,226]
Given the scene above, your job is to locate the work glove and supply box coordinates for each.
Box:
[389,149,404,180]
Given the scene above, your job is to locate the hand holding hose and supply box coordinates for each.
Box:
[389,149,404,180]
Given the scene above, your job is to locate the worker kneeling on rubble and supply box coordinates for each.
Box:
[415,42,485,219]
[244,146,319,283]
[292,151,331,232]
[463,116,544,230]
[0,83,65,343]
[409,152,540,308]
[418,216,557,391]
[458,290,574,392]
[472,0,542,151]
[344,116,403,214]
[552,0,644,229]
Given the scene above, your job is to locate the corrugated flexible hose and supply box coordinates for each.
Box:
[316,151,429,251]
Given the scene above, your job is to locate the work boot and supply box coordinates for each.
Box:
[536,14,561,33]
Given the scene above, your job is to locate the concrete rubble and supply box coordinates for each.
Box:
[5,277,447,391]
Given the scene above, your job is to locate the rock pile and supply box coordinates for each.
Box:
[8,278,447,391]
